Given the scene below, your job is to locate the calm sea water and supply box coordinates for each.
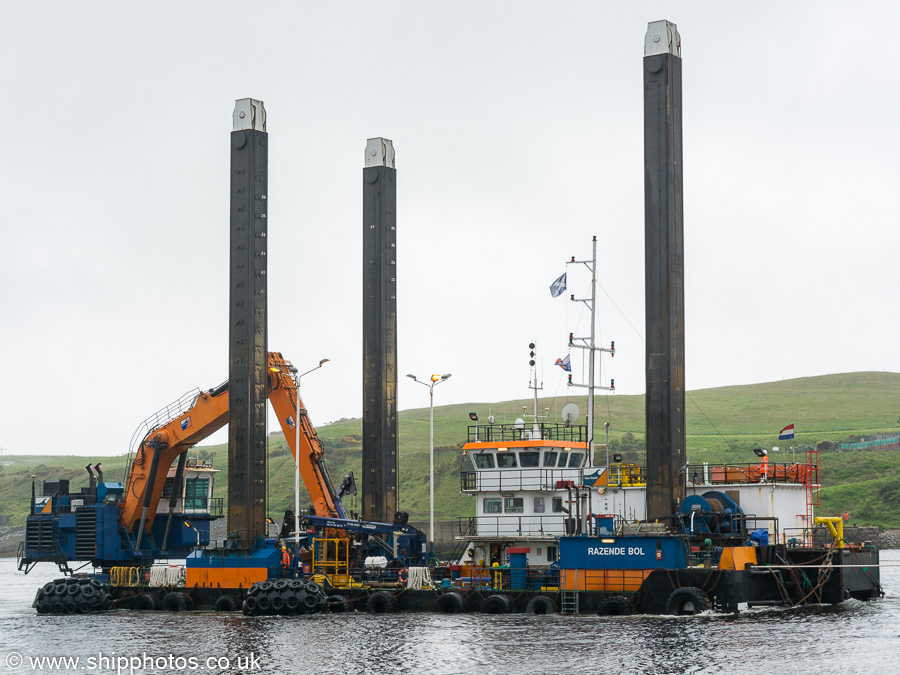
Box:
[1,553,898,675]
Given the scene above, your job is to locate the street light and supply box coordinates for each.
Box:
[407,372,451,554]
[288,358,330,559]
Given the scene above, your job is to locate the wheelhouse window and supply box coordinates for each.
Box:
[533,496,545,513]
[483,498,502,514]
[473,453,495,469]
[543,451,558,467]
[568,452,585,468]
[547,545,558,562]
[552,496,565,513]
[519,452,540,468]
[184,477,209,509]
[504,497,524,513]
[497,453,517,468]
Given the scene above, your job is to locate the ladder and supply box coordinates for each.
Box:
[560,588,578,615]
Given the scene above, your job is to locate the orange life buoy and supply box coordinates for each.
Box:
[398,568,409,584]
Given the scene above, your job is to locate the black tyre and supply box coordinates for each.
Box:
[102,595,113,610]
[665,587,710,616]
[76,600,92,614]
[42,582,56,595]
[285,594,301,612]
[256,595,272,613]
[243,596,259,615]
[366,591,397,614]
[161,592,194,612]
[480,594,512,614]
[89,578,104,588]
[63,600,77,614]
[51,601,65,614]
[433,592,465,614]
[36,601,51,614]
[305,581,321,594]
[54,583,67,596]
[526,596,557,615]
[133,593,157,611]
[247,583,262,597]
[259,581,274,592]
[289,580,305,590]
[214,596,239,612]
[271,595,286,612]
[597,596,633,616]
[80,585,96,599]
[303,594,318,610]
[326,595,351,613]
[273,580,289,590]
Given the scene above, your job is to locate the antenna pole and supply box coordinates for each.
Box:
[588,236,597,464]
[567,236,613,465]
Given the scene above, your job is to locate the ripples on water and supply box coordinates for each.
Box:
[1,553,897,675]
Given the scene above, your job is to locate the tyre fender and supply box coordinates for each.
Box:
[161,592,194,612]
[597,595,633,616]
[366,591,398,614]
[480,594,512,614]
[433,592,466,614]
[665,586,710,616]
[525,596,557,615]
[214,596,239,612]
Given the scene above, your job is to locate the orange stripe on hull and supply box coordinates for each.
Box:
[185,568,268,589]
[561,569,651,593]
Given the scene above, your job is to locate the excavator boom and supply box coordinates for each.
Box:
[120,352,342,542]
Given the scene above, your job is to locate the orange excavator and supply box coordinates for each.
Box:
[121,351,348,552]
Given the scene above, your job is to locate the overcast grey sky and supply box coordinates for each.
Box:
[2,2,898,457]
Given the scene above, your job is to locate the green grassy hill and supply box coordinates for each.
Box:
[1,371,898,527]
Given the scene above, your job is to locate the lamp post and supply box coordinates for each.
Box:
[407,372,451,555]
[286,358,330,560]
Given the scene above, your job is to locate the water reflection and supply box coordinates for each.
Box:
[1,555,897,674]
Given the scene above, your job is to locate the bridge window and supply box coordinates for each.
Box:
[567,452,584,468]
[519,452,540,468]
[533,496,545,513]
[504,497,524,513]
[184,477,209,509]
[497,453,517,468]
[543,451,558,467]
[483,498,502,514]
[552,497,565,513]
[473,453,495,469]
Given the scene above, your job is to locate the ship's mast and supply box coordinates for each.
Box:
[567,236,615,465]
[527,342,544,438]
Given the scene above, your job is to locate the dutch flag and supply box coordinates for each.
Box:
[778,424,795,440]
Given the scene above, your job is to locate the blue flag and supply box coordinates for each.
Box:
[549,273,567,298]
[555,355,571,372]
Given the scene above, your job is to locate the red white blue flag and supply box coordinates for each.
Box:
[555,355,571,372]
[778,424,795,440]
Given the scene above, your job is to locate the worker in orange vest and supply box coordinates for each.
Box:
[281,545,291,577]
[760,449,769,483]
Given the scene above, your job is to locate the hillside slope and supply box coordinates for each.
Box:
[1,371,898,527]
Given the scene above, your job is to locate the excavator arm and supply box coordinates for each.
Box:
[266,352,345,520]
[120,352,343,547]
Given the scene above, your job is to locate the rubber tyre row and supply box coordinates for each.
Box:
[243,581,327,616]
[35,578,112,615]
